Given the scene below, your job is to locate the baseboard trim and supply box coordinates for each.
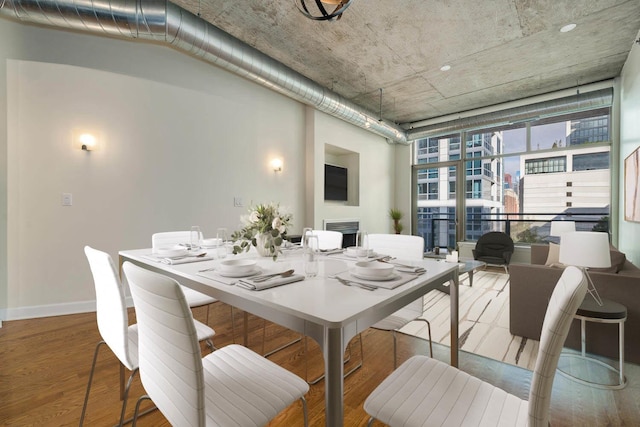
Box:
[0,297,134,326]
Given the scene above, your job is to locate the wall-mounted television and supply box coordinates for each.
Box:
[324,164,348,201]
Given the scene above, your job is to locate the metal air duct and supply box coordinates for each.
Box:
[0,0,409,143]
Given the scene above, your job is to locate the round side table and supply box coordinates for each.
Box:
[557,297,627,389]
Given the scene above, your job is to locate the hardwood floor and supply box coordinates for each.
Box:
[1,300,638,426]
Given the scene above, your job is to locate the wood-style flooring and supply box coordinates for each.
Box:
[1,299,638,426]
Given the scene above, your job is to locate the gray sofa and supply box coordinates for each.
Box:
[510,243,640,364]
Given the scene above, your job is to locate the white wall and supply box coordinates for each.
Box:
[310,110,398,234]
[0,19,394,320]
[619,32,640,266]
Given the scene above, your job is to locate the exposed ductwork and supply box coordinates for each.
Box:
[0,0,409,143]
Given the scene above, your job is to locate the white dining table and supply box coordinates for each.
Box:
[119,248,460,427]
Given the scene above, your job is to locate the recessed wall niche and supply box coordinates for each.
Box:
[325,143,359,206]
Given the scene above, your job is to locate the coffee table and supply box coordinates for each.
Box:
[435,259,486,294]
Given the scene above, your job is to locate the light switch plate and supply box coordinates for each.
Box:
[62,193,73,206]
[233,197,243,207]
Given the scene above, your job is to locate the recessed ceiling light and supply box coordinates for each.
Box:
[440,65,451,71]
[560,23,576,33]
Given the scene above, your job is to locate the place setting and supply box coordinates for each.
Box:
[334,260,426,291]
[197,258,304,289]
[142,244,215,265]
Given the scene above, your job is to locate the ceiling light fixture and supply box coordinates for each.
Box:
[560,23,577,33]
[295,0,353,21]
[440,65,451,71]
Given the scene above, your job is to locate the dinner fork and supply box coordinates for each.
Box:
[336,277,376,291]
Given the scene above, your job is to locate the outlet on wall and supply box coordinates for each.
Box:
[61,193,73,206]
[234,197,243,207]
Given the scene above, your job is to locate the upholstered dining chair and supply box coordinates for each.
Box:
[367,234,432,367]
[304,229,343,250]
[364,266,587,427]
[80,246,215,426]
[472,231,514,273]
[123,261,309,427]
[152,231,223,327]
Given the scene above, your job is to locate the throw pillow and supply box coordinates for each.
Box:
[544,243,563,267]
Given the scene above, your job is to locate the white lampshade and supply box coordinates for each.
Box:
[550,221,576,237]
[559,231,611,269]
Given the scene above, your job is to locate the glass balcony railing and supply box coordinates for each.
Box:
[416,211,610,251]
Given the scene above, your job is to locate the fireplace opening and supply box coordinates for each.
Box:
[324,220,359,248]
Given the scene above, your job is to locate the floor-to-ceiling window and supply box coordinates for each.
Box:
[413,99,612,252]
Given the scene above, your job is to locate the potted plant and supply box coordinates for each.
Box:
[231,202,292,260]
[389,208,404,234]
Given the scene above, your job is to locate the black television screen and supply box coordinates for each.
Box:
[325,164,348,201]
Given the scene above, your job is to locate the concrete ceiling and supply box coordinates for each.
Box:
[173,0,640,128]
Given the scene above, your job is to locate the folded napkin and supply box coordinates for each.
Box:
[336,270,421,290]
[142,254,214,265]
[236,274,305,291]
[318,248,345,256]
[390,264,426,274]
[196,270,246,286]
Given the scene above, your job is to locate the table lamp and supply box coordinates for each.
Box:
[550,220,576,238]
[559,231,610,306]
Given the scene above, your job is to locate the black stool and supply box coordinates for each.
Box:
[557,297,627,389]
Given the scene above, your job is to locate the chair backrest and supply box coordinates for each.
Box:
[84,246,137,371]
[151,231,201,253]
[306,230,343,250]
[475,231,514,259]
[528,265,587,426]
[123,261,205,427]
[367,234,424,260]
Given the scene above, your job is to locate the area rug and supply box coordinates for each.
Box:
[399,268,540,371]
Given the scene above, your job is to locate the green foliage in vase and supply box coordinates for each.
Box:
[389,208,404,234]
[231,202,292,260]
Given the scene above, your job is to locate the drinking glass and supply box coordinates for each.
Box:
[216,228,228,259]
[190,226,202,251]
[304,234,319,277]
[355,230,369,262]
[302,227,313,248]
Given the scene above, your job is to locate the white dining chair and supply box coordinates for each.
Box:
[367,234,432,367]
[123,261,310,427]
[304,229,343,250]
[364,266,588,427]
[152,231,224,328]
[80,246,215,426]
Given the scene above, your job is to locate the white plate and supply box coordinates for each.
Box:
[353,261,395,278]
[351,271,400,282]
[155,245,188,258]
[217,267,261,278]
[344,247,376,258]
[219,258,257,274]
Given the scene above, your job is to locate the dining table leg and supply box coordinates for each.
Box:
[323,327,345,427]
[450,270,459,367]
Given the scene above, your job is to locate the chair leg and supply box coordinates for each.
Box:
[300,396,309,427]
[79,340,106,426]
[79,340,142,427]
[390,319,433,369]
[305,333,364,384]
[367,416,376,427]
[262,318,302,357]
[131,395,152,427]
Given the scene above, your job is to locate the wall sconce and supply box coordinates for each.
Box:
[271,158,283,172]
[73,129,100,151]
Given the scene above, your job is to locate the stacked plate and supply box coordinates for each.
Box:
[351,261,398,281]
[345,246,375,258]
[218,259,259,277]
[155,245,188,258]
